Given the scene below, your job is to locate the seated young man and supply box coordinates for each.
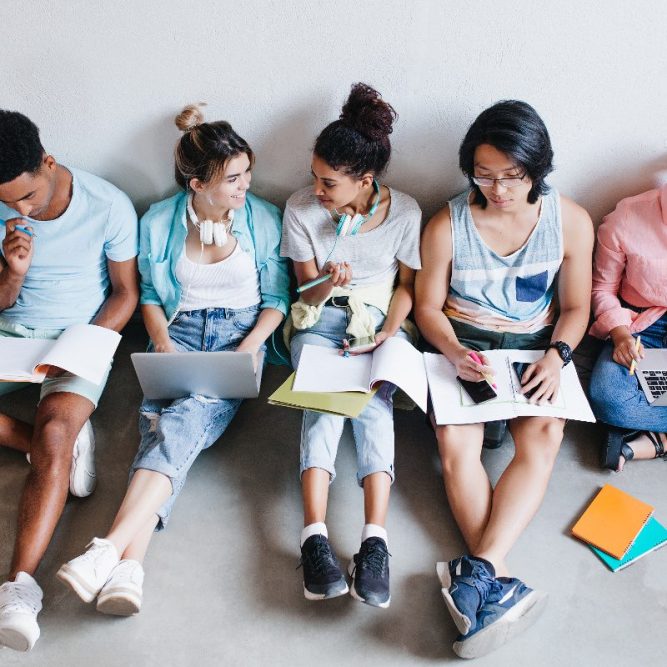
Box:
[0,110,138,651]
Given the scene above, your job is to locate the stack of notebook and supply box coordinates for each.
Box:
[571,484,667,572]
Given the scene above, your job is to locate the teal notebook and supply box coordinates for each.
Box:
[591,516,667,572]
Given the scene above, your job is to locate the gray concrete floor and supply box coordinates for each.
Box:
[1,324,665,666]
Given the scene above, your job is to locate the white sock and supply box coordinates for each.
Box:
[300,522,328,547]
[362,523,388,547]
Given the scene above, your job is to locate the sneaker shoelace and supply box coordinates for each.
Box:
[357,540,390,577]
[75,540,114,572]
[298,539,339,576]
[468,561,501,601]
[0,582,41,614]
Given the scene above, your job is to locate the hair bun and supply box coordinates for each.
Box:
[174,102,207,132]
[339,83,396,142]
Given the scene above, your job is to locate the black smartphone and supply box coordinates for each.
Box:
[456,376,497,404]
[512,361,536,398]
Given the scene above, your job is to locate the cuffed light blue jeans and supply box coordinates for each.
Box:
[290,304,407,486]
[132,305,261,529]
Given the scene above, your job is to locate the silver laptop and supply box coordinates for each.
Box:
[131,351,265,400]
[636,349,667,407]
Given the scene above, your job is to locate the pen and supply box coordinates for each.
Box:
[0,218,35,238]
[468,351,497,388]
[629,335,641,376]
[296,273,332,294]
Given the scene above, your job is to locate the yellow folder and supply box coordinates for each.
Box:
[268,372,377,418]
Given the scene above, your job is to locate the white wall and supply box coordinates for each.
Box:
[2,0,666,222]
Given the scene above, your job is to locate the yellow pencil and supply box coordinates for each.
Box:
[629,335,641,376]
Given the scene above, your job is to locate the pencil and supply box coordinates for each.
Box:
[629,335,641,376]
[468,351,497,388]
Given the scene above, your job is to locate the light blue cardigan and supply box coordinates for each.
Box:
[138,190,291,363]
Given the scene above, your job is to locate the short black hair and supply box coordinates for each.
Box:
[459,100,554,208]
[314,83,397,178]
[0,110,45,185]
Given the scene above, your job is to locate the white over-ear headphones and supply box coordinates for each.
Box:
[187,194,234,247]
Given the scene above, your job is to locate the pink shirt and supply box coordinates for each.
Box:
[589,184,667,339]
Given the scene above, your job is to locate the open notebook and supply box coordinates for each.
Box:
[0,324,121,385]
[292,342,595,424]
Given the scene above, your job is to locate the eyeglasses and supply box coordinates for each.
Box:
[472,173,527,189]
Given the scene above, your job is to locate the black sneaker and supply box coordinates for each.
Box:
[298,535,348,600]
[348,537,390,608]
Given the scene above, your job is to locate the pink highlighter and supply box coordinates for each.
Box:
[468,351,497,389]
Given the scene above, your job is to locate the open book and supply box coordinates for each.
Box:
[0,324,121,385]
[293,337,428,412]
[293,342,594,424]
[424,349,595,424]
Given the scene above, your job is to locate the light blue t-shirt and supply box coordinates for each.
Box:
[0,167,138,329]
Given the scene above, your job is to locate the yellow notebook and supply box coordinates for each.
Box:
[571,484,654,559]
[268,372,377,418]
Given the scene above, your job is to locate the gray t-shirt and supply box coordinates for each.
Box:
[280,186,422,287]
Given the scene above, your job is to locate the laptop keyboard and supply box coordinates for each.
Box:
[643,370,667,399]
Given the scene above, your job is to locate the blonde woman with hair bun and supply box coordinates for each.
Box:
[56,104,289,616]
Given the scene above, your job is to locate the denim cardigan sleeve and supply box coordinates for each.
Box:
[246,193,291,317]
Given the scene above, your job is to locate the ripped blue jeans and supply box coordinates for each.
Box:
[132,305,261,529]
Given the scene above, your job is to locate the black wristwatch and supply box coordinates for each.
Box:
[547,340,572,367]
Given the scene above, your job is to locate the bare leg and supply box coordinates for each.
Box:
[362,472,391,526]
[0,413,32,453]
[121,515,159,563]
[474,417,564,572]
[9,393,93,579]
[105,469,172,556]
[302,467,330,526]
[436,423,491,553]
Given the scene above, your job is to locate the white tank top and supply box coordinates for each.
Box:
[175,242,261,311]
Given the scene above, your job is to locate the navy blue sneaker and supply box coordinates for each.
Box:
[299,535,348,600]
[452,577,548,659]
[348,537,390,608]
[436,556,498,635]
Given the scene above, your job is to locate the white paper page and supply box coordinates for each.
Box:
[425,352,511,424]
[293,344,373,393]
[0,338,54,381]
[39,324,122,385]
[369,337,428,412]
[425,349,595,425]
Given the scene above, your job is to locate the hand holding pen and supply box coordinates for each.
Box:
[1,217,35,277]
[297,261,352,294]
[629,335,642,376]
[454,348,496,386]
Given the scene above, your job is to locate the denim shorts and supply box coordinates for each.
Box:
[132,305,261,529]
[0,316,110,407]
[290,304,408,486]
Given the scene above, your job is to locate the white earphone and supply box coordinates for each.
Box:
[187,194,234,247]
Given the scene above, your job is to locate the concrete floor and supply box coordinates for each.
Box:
[1,324,665,667]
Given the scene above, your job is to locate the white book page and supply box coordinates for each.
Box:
[0,338,54,381]
[369,337,428,412]
[38,324,122,385]
[425,349,595,425]
[293,344,373,393]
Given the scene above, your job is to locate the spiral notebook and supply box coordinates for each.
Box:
[591,516,667,571]
[571,484,654,559]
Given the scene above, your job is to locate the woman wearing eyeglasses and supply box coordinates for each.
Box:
[415,100,593,659]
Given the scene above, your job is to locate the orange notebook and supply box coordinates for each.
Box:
[571,484,654,559]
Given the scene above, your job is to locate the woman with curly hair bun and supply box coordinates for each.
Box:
[282,83,422,608]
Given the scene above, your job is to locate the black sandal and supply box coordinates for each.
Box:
[602,427,666,471]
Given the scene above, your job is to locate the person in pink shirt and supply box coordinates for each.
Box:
[589,184,667,471]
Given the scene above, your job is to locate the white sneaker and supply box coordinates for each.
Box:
[56,538,119,603]
[96,560,144,616]
[70,420,96,497]
[0,572,42,652]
